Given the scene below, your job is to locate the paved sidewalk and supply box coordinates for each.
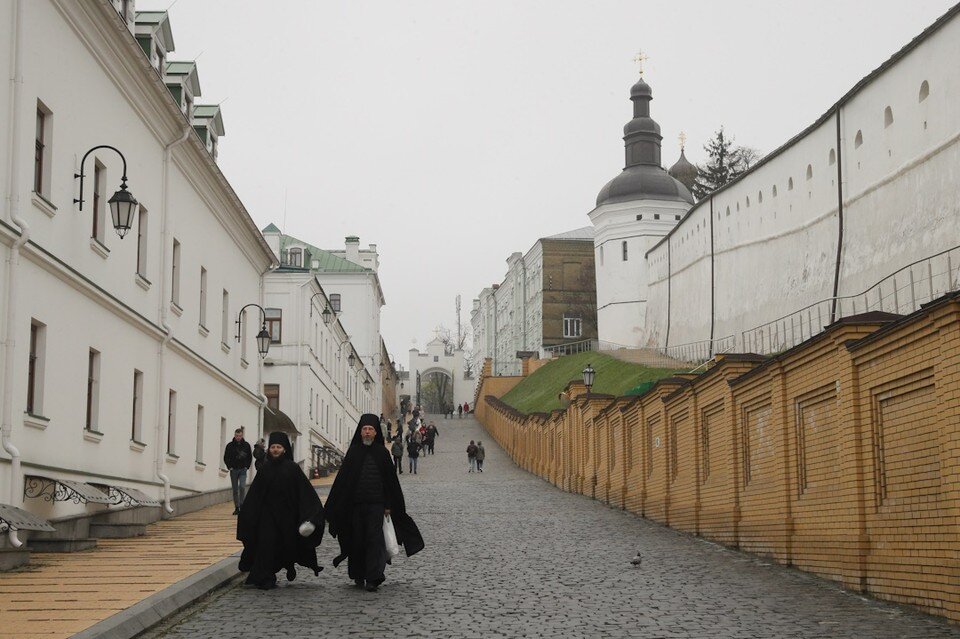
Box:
[153,416,960,639]
[0,474,335,639]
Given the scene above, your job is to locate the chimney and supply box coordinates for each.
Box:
[345,236,361,266]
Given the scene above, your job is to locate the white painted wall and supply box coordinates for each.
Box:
[644,10,960,349]
[407,339,474,413]
[0,1,274,523]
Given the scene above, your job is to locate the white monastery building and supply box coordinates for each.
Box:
[0,1,275,563]
[260,226,390,440]
[592,5,960,356]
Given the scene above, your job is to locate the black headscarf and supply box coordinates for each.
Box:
[325,415,423,557]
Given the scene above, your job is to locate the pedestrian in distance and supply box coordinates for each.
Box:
[466,440,478,473]
[224,428,252,515]
[463,402,470,414]
[425,423,438,455]
[391,436,404,474]
[252,438,266,472]
[476,441,486,472]
[237,432,325,590]
[457,404,463,419]
[325,414,424,592]
[407,435,421,474]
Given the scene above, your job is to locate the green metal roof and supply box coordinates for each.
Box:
[269,227,370,273]
[165,61,195,75]
[135,11,166,24]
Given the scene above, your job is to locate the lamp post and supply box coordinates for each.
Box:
[74,145,139,238]
[234,303,272,359]
[582,363,596,396]
[308,292,336,325]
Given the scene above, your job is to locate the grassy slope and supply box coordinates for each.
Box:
[499,352,679,414]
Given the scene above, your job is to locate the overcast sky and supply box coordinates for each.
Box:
[139,0,956,360]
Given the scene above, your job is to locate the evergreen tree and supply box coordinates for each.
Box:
[692,128,760,200]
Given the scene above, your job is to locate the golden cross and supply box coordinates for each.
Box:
[633,50,649,76]
[679,131,687,150]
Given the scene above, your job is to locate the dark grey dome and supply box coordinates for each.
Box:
[668,148,699,194]
[597,164,695,206]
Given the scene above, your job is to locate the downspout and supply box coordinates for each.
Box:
[830,108,845,321]
[664,239,672,349]
[295,277,313,458]
[709,197,715,355]
[154,125,191,514]
[2,0,25,547]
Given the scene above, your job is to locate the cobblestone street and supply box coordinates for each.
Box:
[155,416,960,638]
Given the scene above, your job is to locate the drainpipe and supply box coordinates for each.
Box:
[664,239,672,349]
[154,125,191,514]
[2,0,25,547]
[709,196,715,355]
[830,108,845,322]
[295,277,313,459]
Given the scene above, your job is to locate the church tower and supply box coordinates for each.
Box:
[588,67,694,348]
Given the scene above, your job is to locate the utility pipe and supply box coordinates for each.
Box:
[2,0,26,548]
[154,125,190,514]
[830,108,846,322]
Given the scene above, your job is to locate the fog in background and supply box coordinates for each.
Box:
[138,0,957,358]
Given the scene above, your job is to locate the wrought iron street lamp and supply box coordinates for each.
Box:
[74,145,138,238]
[364,379,371,391]
[347,353,356,368]
[308,292,336,326]
[582,363,596,394]
[235,303,271,359]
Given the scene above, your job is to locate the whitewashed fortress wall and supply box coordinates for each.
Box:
[644,8,960,349]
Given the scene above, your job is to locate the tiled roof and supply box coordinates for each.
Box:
[265,225,371,273]
[261,223,281,233]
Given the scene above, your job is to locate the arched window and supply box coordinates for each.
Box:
[884,106,894,128]
[772,185,778,197]
[919,80,930,102]
[854,130,863,148]
[806,164,813,180]
[745,196,750,208]
[758,190,763,204]
[829,149,836,165]
[725,206,730,217]
[787,177,794,191]
[736,202,740,212]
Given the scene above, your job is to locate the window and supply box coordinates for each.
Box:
[167,390,177,454]
[240,310,248,360]
[34,104,52,196]
[219,417,227,470]
[787,177,794,191]
[265,308,282,343]
[289,248,302,267]
[829,149,836,166]
[85,349,101,431]
[221,290,229,345]
[433,356,439,362]
[196,405,205,464]
[621,241,628,261]
[265,384,280,411]
[758,190,763,204]
[919,80,930,102]
[199,267,208,328]
[772,185,778,197]
[854,130,863,149]
[171,239,181,306]
[27,320,46,416]
[131,370,143,442]
[563,315,582,338]
[136,207,148,277]
[653,214,660,220]
[599,245,604,266]
[806,164,813,180]
[884,106,894,128]
[329,294,341,313]
[92,161,106,244]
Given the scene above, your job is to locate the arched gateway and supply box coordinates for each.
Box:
[406,338,475,416]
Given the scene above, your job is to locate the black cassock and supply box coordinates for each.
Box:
[326,416,424,582]
[237,448,325,587]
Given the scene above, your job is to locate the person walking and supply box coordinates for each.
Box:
[391,435,404,474]
[237,432,325,590]
[407,435,421,474]
[252,438,266,472]
[457,404,463,419]
[425,423,438,455]
[466,440,478,473]
[325,414,424,592]
[476,441,486,472]
[224,428,252,515]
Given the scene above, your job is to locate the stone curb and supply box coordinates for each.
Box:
[70,552,241,639]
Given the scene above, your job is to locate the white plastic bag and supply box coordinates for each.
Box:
[383,514,401,559]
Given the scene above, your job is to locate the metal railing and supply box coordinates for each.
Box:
[543,339,597,357]
[742,245,960,355]
[659,335,736,366]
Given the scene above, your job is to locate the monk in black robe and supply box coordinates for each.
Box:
[326,414,424,592]
[237,431,325,589]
